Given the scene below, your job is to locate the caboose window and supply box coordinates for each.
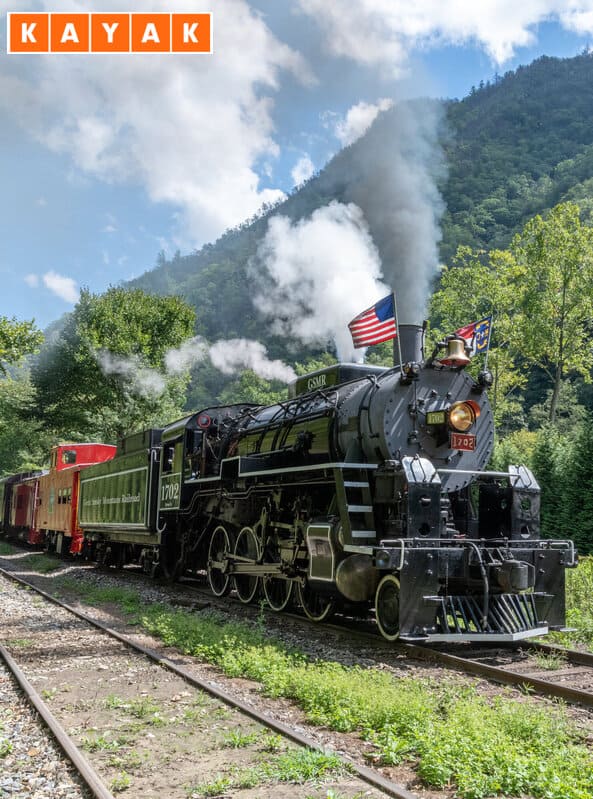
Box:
[62,450,77,464]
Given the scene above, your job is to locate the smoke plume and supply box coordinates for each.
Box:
[252,100,444,360]
[337,99,446,322]
[252,201,389,361]
[97,336,295,400]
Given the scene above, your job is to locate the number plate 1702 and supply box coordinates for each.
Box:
[450,433,476,451]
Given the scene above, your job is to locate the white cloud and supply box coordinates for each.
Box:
[298,1,593,72]
[0,0,311,248]
[102,224,117,234]
[42,271,79,304]
[291,155,315,186]
[24,274,39,288]
[35,197,47,207]
[334,98,393,146]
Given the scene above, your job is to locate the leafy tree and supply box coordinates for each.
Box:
[429,247,527,424]
[219,370,286,406]
[0,373,52,475]
[32,287,195,442]
[430,203,593,427]
[0,316,43,374]
[559,414,593,553]
[512,203,593,422]
[531,427,572,541]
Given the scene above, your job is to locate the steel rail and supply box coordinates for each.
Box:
[0,566,419,799]
[0,642,115,799]
[176,574,593,709]
[401,642,593,708]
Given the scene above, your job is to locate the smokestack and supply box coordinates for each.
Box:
[397,324,423,364]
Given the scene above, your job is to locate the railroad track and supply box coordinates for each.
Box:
[3,546,593,725]
[174,578,593,710]
[0,564,418,799]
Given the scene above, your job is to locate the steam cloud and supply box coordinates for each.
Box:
[97,336,296,400]
[252,100,444,359]
[252,201,389,362]
[337,99,446,322]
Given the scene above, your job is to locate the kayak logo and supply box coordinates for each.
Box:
[7,12,212,53]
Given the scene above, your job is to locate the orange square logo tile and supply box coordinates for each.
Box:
[7,13,49,53]
[131,13,170,53]
[91,14,130,53]
[50,13,89,53]
[172,14,211,53]
[6,12,213,54]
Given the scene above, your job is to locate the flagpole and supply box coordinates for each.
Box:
[393,292,404,370]
[483,313,493,371]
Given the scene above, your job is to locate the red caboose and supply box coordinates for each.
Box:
[6,474,42,541]
[31,443,116,555]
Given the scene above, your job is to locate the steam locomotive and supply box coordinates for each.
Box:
[0,325,575,642]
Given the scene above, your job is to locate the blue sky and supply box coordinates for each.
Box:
[0,1,591,328]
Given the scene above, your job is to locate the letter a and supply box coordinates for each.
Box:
[61,22,79,43]
[183,22,198,43]
[21,22,36,43]
[141,23,159,43]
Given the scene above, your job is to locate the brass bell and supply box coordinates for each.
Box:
[438,336,471,367]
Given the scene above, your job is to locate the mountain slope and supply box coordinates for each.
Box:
[126,51,593,405]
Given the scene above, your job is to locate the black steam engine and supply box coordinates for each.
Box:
[156,324,575,642]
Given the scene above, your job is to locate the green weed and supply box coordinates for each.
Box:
[104,694,165,725]
[108,750,145,770]
[81,734,125,753]
[221,728,259,748]
[137,603,593,799]
[110,772,131,793]
[188,773,231,797]
[7,638,32,648]
[188,748,345,797]
[533,650,567,670]
[0,738,12,757]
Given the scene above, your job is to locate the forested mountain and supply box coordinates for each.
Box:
[130,51,593,328]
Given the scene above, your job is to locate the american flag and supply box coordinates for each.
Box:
[348,294,397,348]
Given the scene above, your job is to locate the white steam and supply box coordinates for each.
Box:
[97,351,167,399]
[97,336,295,400]
[334,98,394,146]
[209,339,296,382]
[252,201,389,361]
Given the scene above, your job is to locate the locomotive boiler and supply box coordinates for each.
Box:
[146,324,574,642]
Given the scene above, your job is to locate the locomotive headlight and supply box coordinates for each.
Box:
[448,400,481,432]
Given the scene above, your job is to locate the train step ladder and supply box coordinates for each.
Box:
[334,465,377,546]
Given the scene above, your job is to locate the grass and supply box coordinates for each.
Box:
[188,748,346,797]
[0,738,12,757]
[0,541,15,555]
[533,650,567,670]
[110,772,131,793]
[221,728,260,748]
[547,555,593,650]
[58,581,143,618]
[104,694,166,726]
[59,576,593,799]
[81,734,126,753]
